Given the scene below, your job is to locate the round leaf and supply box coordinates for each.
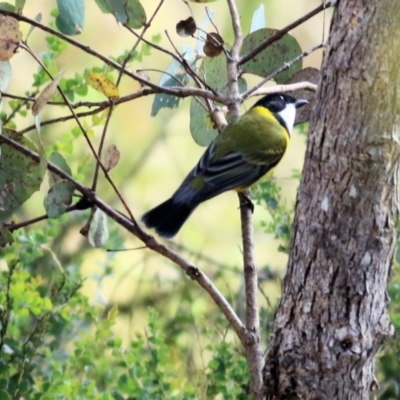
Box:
[240,28,302,83]
[56,0,85,35]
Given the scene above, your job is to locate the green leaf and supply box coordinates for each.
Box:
[189,54,247,146]
[56,0,85,35]
[94,0,146,29]
[48,151,72,187]
[0,390,11,400]
[0,2,14,12]
[44,179,74,218]
[240,28,302,83]
[0,227,13,246]
[151,59,185,116]
[151,46,195,116]
[124,0,146,29]
[0,128,46,211]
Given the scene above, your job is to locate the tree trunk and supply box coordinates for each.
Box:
[263,1,400,398]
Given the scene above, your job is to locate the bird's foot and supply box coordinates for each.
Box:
[239,193,254,213]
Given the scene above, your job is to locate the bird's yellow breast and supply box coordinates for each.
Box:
[250,106,290,148]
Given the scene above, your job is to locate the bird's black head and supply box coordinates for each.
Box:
[252,93,308,113]
[251,93,308,134]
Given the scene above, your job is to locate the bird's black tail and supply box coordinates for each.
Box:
[141,198,195,238]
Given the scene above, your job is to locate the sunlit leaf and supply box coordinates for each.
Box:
[0,128,46,211]
[241,28,302,83]
[0,16,22,61]
[43,179,75,218]
[56,0,85,35]
[87,71,119,100]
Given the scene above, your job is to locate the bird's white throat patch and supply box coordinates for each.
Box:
[278,103,296,133]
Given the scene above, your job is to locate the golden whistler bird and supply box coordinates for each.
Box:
[142,93,308,238]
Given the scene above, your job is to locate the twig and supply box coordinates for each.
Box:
[91,103,114,191]
[239,0,334,66]
[250,81,317,98]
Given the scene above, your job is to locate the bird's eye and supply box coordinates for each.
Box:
[279,95,285,101]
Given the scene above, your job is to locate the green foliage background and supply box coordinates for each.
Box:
[0,1,399,399]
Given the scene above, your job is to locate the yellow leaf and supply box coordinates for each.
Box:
[87,72,119,100]
[0,16,22,61]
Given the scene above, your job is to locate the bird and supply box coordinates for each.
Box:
[142,93,308,238]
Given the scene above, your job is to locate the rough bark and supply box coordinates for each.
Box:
[263,1,400,399]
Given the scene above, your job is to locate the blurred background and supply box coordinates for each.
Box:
[5,0,330,340]
[3,1,400,397]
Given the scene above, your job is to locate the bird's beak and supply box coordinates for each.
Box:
[295,99,308,108]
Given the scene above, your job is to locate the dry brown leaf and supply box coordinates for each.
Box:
[104,144,120,172]
[0,16,22,61]
[32,71,64,116]
[203,32,224,58]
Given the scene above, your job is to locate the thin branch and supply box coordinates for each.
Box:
[116,0,165,87]
[0,132,248,343]
[250,81,317,98]
[239,0,334,66]
[91,103,114,191]
[226,0,243,119]
[238,192,264,400]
